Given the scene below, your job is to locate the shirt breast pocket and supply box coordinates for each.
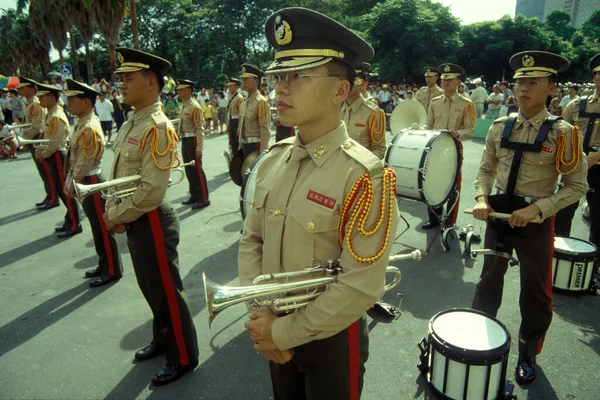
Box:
[524,150,556,179]
[121,144,143,175]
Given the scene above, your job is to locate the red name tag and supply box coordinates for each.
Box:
[354,123,366,127]
[541,146,554,154]
[306,190,337,210]
[128,138,140,146]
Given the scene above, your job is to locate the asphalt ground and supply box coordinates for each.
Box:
[0,128,599,400]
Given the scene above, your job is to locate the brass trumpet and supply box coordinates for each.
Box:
[203,250,421,327]
[73,160,195,201]
[15,137,49,148]
[7,123,32,131]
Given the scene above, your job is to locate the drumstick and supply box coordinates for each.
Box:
[464,209,543,224]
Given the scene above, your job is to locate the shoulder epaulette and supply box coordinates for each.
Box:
[492,116,510,125]
[268,136,294,151]
[340,139,384,176]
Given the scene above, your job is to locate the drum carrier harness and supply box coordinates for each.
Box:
[579,96,600,155]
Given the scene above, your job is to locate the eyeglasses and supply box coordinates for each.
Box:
[265,71,340,89]
[514,81,550,89]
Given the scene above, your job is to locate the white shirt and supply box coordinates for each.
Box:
[487,93,504,110]
[217,97,228,108]
[196,93,210,107]
[470,86,488,104]
[0,125,10,139]
[559,94,579,108]
[378,90,390,103]
[95,99,114,121]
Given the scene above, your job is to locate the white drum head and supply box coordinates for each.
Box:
[554,237,597,255]
[421,133,458,206]
[431,310,507,351]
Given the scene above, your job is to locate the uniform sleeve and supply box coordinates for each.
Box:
[271,169,399,350]
[70,128,103,185]
[561,100,577,124]
[192,107,205,152]
[258,99,271,152]
[424,101,434,129]
[456,101,475,139]
[23,104,44,139]
[107,123,177,224]
[40,117,66,158]
[475,123,501,198]
[238,190,266,287]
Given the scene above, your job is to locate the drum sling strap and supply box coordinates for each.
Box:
[579,97,600,154]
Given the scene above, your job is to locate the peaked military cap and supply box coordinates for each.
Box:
[509,51,569,79]
[114,47,172,76]
[438,63,465,80]
[241,64,264,79]
[176,79,195,90]
[36,82,62,96]
[226,77,241,86]
[65,78,101,98]
[423,66,439,77]
[590,53,600,74]
[355,62,371,80]
[18,76,39,90]
[264,7,374,73]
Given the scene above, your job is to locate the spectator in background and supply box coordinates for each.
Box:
[378,84,391,110]
[100,78,111,97]
[505,92,519,115]
[196,87,210,107]
[1,90,12,124]
[392,92,402,108]
[94,94,114,143]
[217,91,228,134]
[203,99,214,134]
[458,82,469,98]
[8,90,23,124]
[163,75,176,94]
[499,81,513,116]
[406,90,415,101]
[91,78,101,93]
[110,89,125,131]
[559,84,579,108]
[0,119,18,159]
[485,84,503,120]
[470,78,488,118]
[164,93,179,120]
[548,88,564,116]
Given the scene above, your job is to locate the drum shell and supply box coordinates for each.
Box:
[552,237,598,292]
[240,151,268,219]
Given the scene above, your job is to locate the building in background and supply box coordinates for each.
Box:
[516,0,546,21]
[516,0,600,27]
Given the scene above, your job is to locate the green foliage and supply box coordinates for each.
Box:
[582,9,600,43]
[545,10,575,40]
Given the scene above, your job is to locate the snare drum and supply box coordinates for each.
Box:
[385,129,459,207]
[552,237,598,292]
[418,308,511,400]
[240,151,268,219]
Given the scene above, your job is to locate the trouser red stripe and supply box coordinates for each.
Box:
[42,159,57,204]
[148,210,189,365]
[348,320,359,400]
[194,137,208,202]
[90,175,115,276]
[255,143,260,152]
[538,216,555,354]
[55,152,78,231]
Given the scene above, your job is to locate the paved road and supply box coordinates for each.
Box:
[0,130,598,400]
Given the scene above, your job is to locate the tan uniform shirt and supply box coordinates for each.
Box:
[416,85,444,111]
[238,123,399,351]
[562,92,600,149]
[63,113,104,194]
[425,93,475,140]
[38,104,69,159]
[238,90,271,151]
[226,92,244,120]
[178,97,204,152]
[22,96,47,140]
[106,102,179,225]
[475,108,588,219]
[341,93,387,159]
[363,91,378,106]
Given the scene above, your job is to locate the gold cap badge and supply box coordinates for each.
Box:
[522,54,535,67]
[444,65,451,72]
[274,15,293,46]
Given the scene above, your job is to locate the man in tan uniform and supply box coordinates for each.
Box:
[415,66,444,112]
[341,62,387,159]
[63,79,123,287]
[239,8,399,399]
[35,83,82,237]
[226,78,244,153]
[422,63,475,229]
[471,51,587,385]
[18,77,54,209]
[177,79,210,210]
[238,64,271,158]
[357,62,378,105]
[103,47,199,386]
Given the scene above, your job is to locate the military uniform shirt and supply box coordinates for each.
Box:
[107,102,179,225]
[238,123,399,351]
[415,85,444,112]
[475,107,588,218]
[341,93,387,159]
[238,90,271,150]
[425,93,475,139]
[178,97,205,152]
[562,92,600,149]
[38,104,69,158]
[226,92,244,120]
[22,96,47,140]
[64,113,104,194]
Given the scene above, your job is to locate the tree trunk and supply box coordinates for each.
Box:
[58,52,64,66]
[109,43,117,81]
[130,0,139,49]
[69,29,80,79]
[84,41,94,82]
[39,63,47,79]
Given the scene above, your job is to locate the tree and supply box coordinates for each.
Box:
[30,0,68,65]
[91,0,127,78]
[582,9,600,44]
[129,0,139,49]
[545,10,575,41]
[60,0,96,82]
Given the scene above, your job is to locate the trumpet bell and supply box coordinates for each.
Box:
[389,100,427,134]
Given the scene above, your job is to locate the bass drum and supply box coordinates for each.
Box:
[385,129,459,207]
[240,151,268,220]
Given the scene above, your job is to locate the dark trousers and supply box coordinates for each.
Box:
[276,125,295,142]
[81,174,123,277]
[114,111,125,132]
[30,145,56,204]
[472,215,554,358]
[269,317,369,400]
[242,142,261,159]
[228,119,239,154]
[45,151,80,231]
[586,165,600,251]
[181,137,209,203]
[126,202,199,366]
[554,200,579,237]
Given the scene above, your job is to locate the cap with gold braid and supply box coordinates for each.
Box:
[590,53,600,74]
[241,64,264,79]
[114,47,172,76]
[65,78,101,98]
[264,7,374,73]
[176,79,195,90]
[226,77,241,86]
[36,82,62,97]
[423,67,438,77]
[509,51,569,79]
[438,63,465,80]
[18,76,39,90]
[355,62,371,80]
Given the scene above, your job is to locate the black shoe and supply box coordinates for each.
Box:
[84,268,101,278]
[135,343,166,362]
[367,301,401,321]
[89,275,121,288]
[191,201,211,210]
[515,357,537,385]
[57,225,83,239]
[151,361,198,386]
[421,220,440,230]
[54,226,67,232]
[182,197,198,205]
[37,202,60,211]
[36,199,48,207]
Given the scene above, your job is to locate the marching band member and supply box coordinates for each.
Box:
[225,77,244,153]
[239,8,398,399]
[238,64,271,159]
[177,79,210,210]
[103,48,199,386]
[63,79,123,287]
[471,51,588,385]
[35,83,82,237]
[415,67,444,112]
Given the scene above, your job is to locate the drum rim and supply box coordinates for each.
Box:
[418,133,461,208]
[554,236,599,257]
[240,150,268,220]
[428,308,511,364]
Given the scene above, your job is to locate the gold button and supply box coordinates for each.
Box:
[251,200,255,207]
[539,161,543,164]
[273,209,280,216]
[343,141,352,149]
[125,152,130,157]
[307,222,315,231]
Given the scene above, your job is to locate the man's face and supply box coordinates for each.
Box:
[349,78,366,98]
[515,77,556,110]
[120,71,152,106]
[407,92,413,99]
[67,96,86,116]
[569,87,577,96]
[227,84,238,94]
[594,72,600,90]
[425,75,438,86]
[441,78,459,94]
[39,93,56,109]
[178,87,192,99]
[241,77,258,92]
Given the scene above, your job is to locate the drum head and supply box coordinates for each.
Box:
[430,309,508,352]
[554,237,598,256]
[421,132,459,207]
